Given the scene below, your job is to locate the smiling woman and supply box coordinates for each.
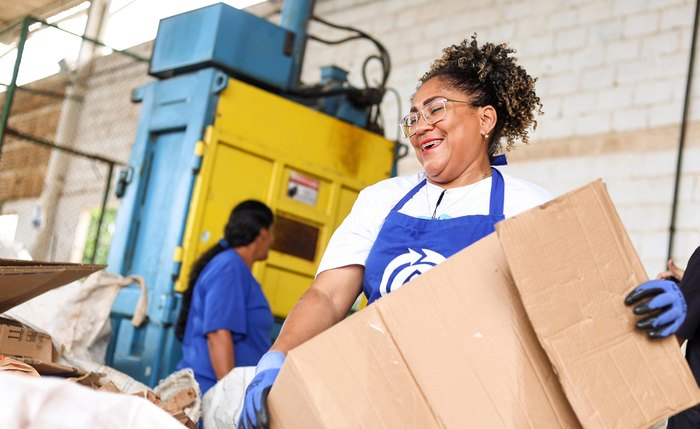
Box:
[237,34,555,429]
[238,33,691,429]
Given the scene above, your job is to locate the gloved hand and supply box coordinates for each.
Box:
[624,279,687,339]
[238,351,285,429]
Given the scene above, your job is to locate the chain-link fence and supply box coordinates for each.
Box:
[0,15,151,263]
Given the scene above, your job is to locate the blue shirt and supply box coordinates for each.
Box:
[176,249,273,394]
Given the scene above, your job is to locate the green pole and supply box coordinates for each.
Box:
[91,162,114,264]
[0,17,33,158]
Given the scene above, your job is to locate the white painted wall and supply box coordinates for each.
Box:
[295,0,700,275]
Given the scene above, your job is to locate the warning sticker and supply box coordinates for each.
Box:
[287,171,319,206]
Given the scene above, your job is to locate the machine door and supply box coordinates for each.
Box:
[176,78,395,318]
[106,69,226,386]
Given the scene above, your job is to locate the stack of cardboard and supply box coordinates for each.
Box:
[0,259,197,428]
[0,260,101,378]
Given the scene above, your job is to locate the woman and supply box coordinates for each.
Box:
[175,200,274,395]
[239,35,550,429]
[239,36,687,428]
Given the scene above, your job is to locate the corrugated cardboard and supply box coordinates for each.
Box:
[14,357,88,377]
[0,259,103,314]
[496,180,700,428]
[269,180,700,428]
[0,259,103,366]
[0,317,54,361]
[0,355,40,377]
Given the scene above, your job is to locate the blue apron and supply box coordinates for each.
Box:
[362,167,505,304]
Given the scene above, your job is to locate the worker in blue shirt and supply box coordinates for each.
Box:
[175,200,275,395]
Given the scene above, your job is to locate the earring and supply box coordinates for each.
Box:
[484,133,489,139]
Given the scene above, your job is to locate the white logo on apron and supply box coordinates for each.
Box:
[379,248,446,297]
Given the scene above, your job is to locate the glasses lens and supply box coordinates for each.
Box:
[424,100,447,124]
[400,113,419,138]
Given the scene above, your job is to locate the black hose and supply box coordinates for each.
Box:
[667,0,700,264]
[310,15,391,88]
[308,34,365,45]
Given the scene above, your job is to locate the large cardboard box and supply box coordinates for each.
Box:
[269,181,700,428]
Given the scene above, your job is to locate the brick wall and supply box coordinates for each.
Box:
[290,0,700,273]
[0,76,67,201]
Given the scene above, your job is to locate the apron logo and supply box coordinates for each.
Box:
[379,248,446,296]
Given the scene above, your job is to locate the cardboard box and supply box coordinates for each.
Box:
[269,181,700,429]
[0,317,54,361]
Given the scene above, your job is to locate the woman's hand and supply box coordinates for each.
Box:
[238,265,364,428]
[656,259,685,283]
[238,351,285,429]
[624,279,687,339]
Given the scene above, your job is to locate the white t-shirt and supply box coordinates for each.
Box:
[317,171,552,275]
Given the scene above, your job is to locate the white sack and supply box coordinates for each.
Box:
[201,366,256,429]
[0,373,185,429]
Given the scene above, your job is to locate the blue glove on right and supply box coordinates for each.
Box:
[238,351,285,429]
[624,279,687,339]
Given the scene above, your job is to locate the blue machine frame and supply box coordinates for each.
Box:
[106,68,228,385]
[149,3,296,91]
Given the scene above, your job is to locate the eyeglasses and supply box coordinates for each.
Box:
[399,98,471,138]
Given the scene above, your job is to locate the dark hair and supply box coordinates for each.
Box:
[420,34,543,156]
[175,200,274,341]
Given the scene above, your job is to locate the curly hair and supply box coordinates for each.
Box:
[420,35,543,154]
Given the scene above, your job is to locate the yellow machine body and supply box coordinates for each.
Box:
[175,78,394,317]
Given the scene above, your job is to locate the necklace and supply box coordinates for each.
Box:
[425,171,492,220]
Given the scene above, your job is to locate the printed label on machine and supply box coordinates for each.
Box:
[287,171,319,206]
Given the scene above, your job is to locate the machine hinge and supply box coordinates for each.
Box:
[157,293,178,325]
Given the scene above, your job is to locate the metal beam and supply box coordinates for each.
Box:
[0,16,33,158]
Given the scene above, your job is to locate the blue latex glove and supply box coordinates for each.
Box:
[624,279,687,339]
[238,351,285,429]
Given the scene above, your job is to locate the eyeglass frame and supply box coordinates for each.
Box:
[399,97,473,138]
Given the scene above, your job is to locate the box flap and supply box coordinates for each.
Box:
[0,259,97,267]
[269,304,439,428]
[15,356,87,377]
[375,233,581,428]
[0,259,103,314]
[496,180,700,428]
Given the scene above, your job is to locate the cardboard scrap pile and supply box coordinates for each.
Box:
[0,259,196,429]
[270,181,700,429]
